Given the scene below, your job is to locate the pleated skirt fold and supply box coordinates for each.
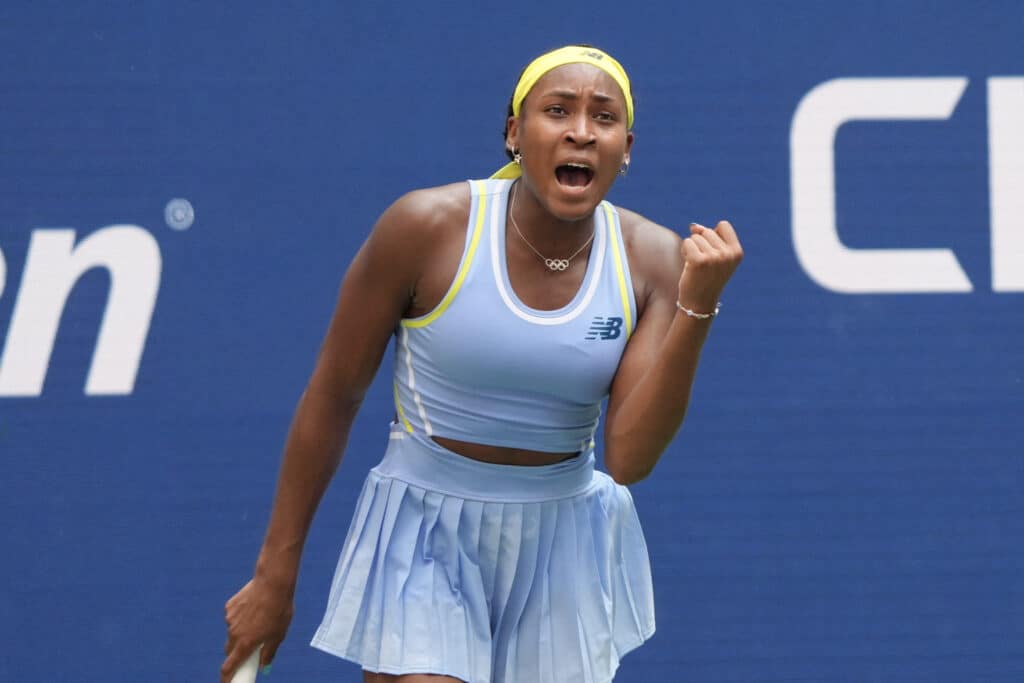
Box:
[311,426,655,683]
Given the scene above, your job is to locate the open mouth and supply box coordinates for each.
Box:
[555,162,595,188]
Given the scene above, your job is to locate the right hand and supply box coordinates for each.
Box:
[221,577,294,682]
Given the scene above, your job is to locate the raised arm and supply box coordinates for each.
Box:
[220,188,452,681]
[603,219,743,485]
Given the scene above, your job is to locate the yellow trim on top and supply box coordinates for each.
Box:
[603,202,633,337]
[393,381,413,433]
[401,180,488,328]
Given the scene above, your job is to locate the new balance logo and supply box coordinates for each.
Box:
[585,316,623,340]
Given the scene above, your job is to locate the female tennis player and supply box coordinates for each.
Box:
[222,45,742,683]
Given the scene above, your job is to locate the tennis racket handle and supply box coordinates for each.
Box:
[229,644,262,683]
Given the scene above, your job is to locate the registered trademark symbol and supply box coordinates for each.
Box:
[164,198,195,231]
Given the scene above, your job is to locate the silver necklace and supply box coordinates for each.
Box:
[508,182,595,272]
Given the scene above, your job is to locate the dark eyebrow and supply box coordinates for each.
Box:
[541,89,618,104]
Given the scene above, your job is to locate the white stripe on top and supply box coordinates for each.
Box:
[490,191,607,325]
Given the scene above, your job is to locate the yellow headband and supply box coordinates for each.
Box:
[492,45,634,179]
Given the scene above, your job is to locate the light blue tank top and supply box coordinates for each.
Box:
[392,178,637,453]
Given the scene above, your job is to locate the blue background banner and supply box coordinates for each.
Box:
[1,2,1021,681]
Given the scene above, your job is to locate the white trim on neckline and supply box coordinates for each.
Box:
[490,188,607,325]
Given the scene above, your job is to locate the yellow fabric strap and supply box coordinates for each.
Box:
[492,45,634,179]
[491,161,522,180]
[604,202,633,337]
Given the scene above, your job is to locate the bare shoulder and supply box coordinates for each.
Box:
[363,181,474,317]
[374,181,471,244]
[614,206,684,312]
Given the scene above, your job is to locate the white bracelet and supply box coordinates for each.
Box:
[676,300,721,319]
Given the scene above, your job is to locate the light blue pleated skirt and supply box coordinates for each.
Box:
[311,424,655,683]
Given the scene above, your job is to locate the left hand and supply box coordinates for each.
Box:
[677,221,743,312]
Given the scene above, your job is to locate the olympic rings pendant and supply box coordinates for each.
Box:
[544,258,570,271]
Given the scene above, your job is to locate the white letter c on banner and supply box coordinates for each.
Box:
[790,77,972,294]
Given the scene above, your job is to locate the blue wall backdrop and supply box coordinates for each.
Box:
[1,1,1022,681]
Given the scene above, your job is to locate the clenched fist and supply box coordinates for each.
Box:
[677,221,743,315]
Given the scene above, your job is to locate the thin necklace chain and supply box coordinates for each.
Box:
[508,182,595,272]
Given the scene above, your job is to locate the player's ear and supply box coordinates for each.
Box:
[505,116,520,153]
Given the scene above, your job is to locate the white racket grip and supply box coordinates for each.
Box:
[229,644,262,683]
